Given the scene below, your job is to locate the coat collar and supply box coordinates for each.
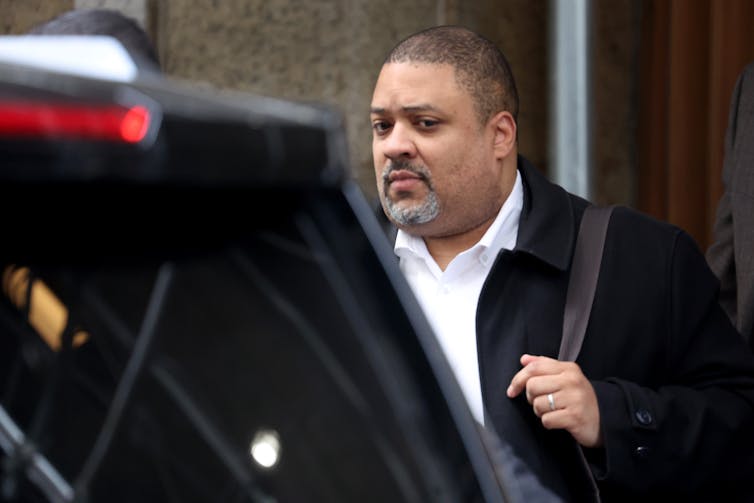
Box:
[513,155,580,271]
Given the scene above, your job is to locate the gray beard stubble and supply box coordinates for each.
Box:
[381,160,440,226]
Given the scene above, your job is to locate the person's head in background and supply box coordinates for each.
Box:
[28,8,160,73]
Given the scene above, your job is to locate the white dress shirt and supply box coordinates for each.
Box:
[394,170,523,423]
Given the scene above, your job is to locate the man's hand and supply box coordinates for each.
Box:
[506,354,603,448]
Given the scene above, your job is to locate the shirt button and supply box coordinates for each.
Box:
[635,446,650,459]
[635,409,653,425]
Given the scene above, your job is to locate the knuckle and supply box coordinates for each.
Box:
[563,363,581,377]
[525,378,536,392]
[562,369,580,385]
[541,415,556,430]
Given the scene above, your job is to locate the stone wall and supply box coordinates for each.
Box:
[1,0,641,205]
[0,1,73,33]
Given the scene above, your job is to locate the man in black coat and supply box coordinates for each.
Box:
[370,25,754,501]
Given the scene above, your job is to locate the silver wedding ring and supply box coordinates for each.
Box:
[547,393,556,411]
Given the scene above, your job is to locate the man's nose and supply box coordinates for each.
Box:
[381,123,416,159]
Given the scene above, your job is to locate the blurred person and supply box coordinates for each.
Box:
[707,62,754,351]
[2,8,161,352]
[28,7,160,73]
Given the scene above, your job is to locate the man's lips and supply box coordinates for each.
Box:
[387,170,425,193]
[388,169,422,182]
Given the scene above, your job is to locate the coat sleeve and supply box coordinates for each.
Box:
[591,229,754,496]
[707,65,747,328]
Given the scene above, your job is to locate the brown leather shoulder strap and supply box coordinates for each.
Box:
[558,205,614,362]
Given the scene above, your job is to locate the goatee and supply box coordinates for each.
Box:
[381,160,440,226]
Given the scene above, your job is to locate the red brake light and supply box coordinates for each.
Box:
[119,105,150,143]
[0,101,151,143]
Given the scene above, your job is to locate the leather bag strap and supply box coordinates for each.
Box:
[558,205,614,362]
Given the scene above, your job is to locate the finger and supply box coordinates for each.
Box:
[519,353,538,366]
[525,362,586,401]
[524,375,562,401]
[540,409,572,430]
[536,387,603,448]
[538,389,568,415]
[540,407,594,441]
[507,367,530,398]
[506,355,543,397]
[519,353,560,369]
[507,355,564,398]
[532,392,560,417]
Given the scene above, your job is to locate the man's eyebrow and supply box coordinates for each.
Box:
[370,104,442,115]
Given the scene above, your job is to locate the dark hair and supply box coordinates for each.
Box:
[385,25,518,123]
[29,8,160,72]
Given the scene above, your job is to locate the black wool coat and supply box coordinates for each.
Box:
[478,156,754,502]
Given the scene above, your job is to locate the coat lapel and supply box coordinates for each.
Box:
[477,156,593,500]
[486,156,585,361]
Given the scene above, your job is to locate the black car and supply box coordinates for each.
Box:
[0,48,540,503]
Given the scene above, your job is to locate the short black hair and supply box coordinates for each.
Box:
[29,8,160,72]
[385,25,518,124]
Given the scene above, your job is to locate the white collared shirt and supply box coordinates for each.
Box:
[394,170,523,423]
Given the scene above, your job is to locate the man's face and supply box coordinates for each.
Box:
[370,62,507,238]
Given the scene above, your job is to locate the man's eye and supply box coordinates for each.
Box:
[417,119,439,128]
[372,121,391,134]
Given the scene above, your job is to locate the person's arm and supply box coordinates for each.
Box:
[707,65,748,326]
[594,230,754,494]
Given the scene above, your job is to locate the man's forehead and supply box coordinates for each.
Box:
[371,62,463,109]
[378,60,456,78]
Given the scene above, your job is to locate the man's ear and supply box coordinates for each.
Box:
[491,111,517,159]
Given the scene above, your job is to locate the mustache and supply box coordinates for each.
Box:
[381,159,432,185]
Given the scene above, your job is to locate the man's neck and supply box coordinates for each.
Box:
[423,215,496,271]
